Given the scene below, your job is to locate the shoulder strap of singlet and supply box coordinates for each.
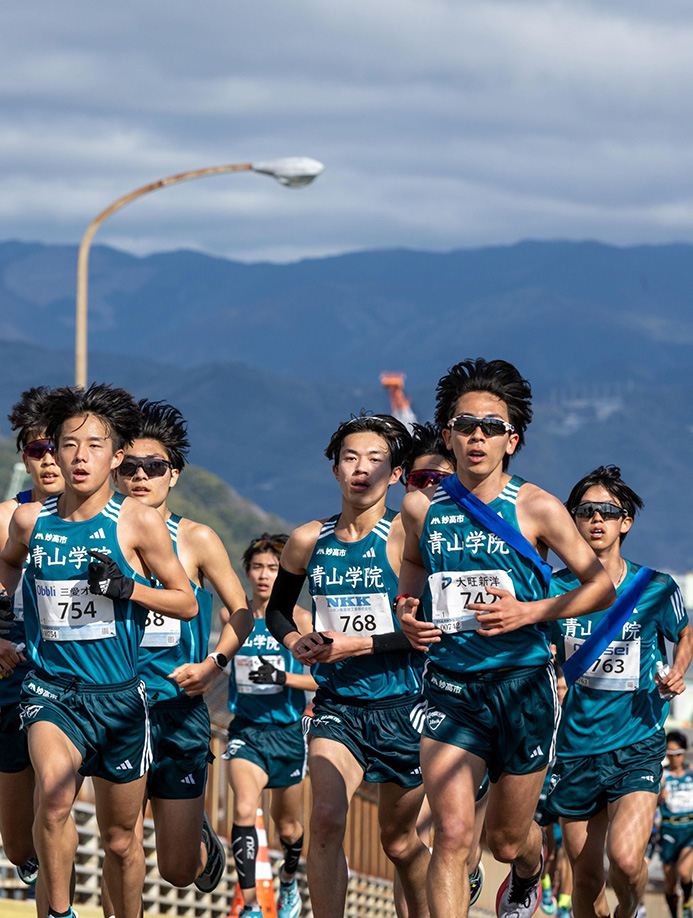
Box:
[316,513,340,542]
[16,489,33,504]
[166,512,181,547]
[37,495,59,518]
[440,474,552,590]
[561,565,654,686]
[101,491,126,524]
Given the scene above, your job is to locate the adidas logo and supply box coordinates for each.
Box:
[116,759,133,771]
[362,547,376,558]
[180,774,196,785]
[98,579,111,595]
[530,745,543,759]
[89,528,106,540]
[290,769,301,778]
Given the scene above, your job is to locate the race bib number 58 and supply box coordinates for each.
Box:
[35,579,115,642]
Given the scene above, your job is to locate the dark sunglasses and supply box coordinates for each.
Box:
[23,439,56,460]
[447,415,515,437]
[249,534,288,552]
[405,469,452,490]
[573,501,626,521]
[118,457,173,479]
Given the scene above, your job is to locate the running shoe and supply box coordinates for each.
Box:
[469,862,485,906]
[240,908,263,918]
[496,838,545,918]
[278,876,302,918]
[195,812,227,893]
[540,885,557,914]
[683,901,691,918]
[16,854,39,885]
[556,906,571,918]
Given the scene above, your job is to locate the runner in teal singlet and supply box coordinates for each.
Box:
[660,732,693,918]
[0,387,64,895]
[100,399,252,916]
[398,359,614,918]
[266,414,430,918]
[546,466,692,918]
[225,534,316,918]
[0,384,197,918]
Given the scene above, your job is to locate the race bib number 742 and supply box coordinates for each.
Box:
[428,570,516,633]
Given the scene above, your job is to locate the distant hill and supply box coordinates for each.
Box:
[1,239,692,571]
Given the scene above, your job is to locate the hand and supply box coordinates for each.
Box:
[469,588,535,636]
[0,638,24,677]
[398,597,441,651]
[656,664,685,698]
[169,659,218,697]
[87,550,134,601]
[0,593,15,638]
[291,631,363,664]
[248,656,287,685]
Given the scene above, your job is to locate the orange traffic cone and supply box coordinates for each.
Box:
[229,808,278,918]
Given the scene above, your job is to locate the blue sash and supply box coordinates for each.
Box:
[440,474,552,591]
[561,565,654,685]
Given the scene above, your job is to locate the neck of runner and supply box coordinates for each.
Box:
[57,485,115,523]
[336,497,389,542]
[456,467,512,505]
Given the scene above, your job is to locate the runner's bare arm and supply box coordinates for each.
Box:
[121,502,197,620]
[469,487,615,636]
[657,622,693,696]
[396,490,442,650]
[0,503,38,596]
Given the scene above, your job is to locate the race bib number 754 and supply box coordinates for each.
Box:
[35,579,115,642]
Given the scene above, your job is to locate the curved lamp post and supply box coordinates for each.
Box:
[74,157,324,387]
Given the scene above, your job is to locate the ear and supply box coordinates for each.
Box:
[110,448,124,472]
[620,515,633,537]
[442,426,452,450]
[389,465,402,486]
[168,468,180,491]
[505,432,520,458]
[332,464,340,482]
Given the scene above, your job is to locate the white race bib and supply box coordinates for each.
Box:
[565,638,640,691]
[35,579,115,642]
[140,610,181,648]
[428,570,516,633]
[234,654,286,694]
[314,593,394,637]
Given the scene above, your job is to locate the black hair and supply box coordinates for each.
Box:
[8,386,54,451]
[565,466,644,527]
[667,730,688,751]
[133,399,190,471]
[242,533,289,571]
[44,383,141,452]
[402,422,454,479]
[434,358,532,470]
[324,412,411,469]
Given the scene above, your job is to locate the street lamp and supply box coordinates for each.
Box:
[74,157,324,387]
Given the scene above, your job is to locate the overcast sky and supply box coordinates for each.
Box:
[2,0,692,262]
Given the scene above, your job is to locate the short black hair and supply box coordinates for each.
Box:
[242,533,289,571]
[8,386,54,451]
[134,399,190,471]
[667,730,688,751]
[44,383,141,452]
[434,358,532,470]
[402,422,454,479]
[565,465,644,523]
[324,412,411,469]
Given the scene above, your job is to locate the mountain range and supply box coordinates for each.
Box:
[1,238,691,573]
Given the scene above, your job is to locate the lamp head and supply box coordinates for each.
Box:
[251,157,324,187]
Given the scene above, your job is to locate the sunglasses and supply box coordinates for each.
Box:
[23,439,56,460]
[666,750,685,757]
[447,415,515,437]
[249,535,288,552]
[118,457,173,479]
[573,501,626,521]
[405,469,452,490]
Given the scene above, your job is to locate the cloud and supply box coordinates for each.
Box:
[1,0,692,261]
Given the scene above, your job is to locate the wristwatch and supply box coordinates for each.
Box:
[208,652,228,670]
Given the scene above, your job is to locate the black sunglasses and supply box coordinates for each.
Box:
[118,457,173,479]
[23,439,56,460]
[447,415,515,437]
[573,501,626,521]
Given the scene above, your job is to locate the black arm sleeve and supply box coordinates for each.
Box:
[266,565,307,646]
[372,630,415,653]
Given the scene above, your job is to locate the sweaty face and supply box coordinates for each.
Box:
[114,438,177,510]
[23,429,64,497]
[246,550,281,601]
[56,414,122,496]
[442,391,518,479]
[333,431,401,507]
[573,484,632,552]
